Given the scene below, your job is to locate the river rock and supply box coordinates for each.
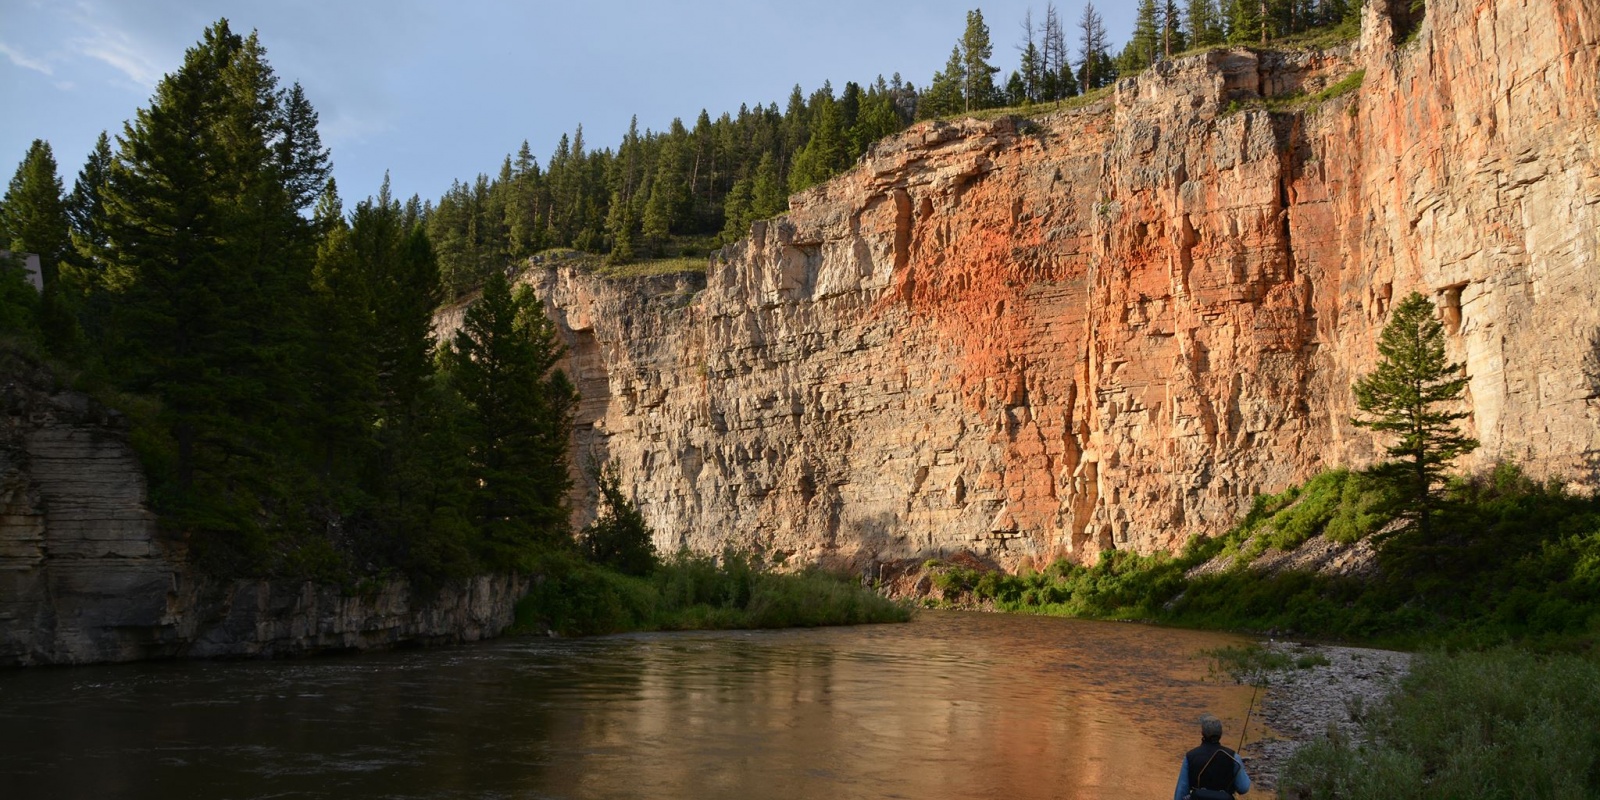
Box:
[1246,641,1413,793]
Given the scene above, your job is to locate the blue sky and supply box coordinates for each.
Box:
[0,1,1136,206]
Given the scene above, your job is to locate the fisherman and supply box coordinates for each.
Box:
[1173,713,1251,800]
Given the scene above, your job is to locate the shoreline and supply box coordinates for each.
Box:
[1241,641,1412,794]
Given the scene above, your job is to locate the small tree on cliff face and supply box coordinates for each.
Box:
[1352,291,1479,542]
[579,464,657,577]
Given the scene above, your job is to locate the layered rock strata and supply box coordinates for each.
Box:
[519,0,1600,572]
[0,362,527,666]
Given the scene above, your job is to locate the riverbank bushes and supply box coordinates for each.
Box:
[513,550,912,636]
[927,463,1600,650]
[1282,648,1600,798]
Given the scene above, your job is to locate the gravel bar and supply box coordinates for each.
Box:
[1239,641,1412,794]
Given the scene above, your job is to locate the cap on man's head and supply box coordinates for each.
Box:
[1199,714,1223,741]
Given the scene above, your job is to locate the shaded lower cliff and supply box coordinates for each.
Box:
[519,0,1600,572]
[0,359,526,666]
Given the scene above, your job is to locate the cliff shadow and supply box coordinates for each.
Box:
[1371,0,1427,44]
[1581,328,1600,487]
[811,510,998,581]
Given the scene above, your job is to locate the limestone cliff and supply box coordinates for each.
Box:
[518,0,1600,572]
[0,356,527,666]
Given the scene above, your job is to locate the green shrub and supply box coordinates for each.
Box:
[514,548,910,636]
[1281,729,1426,800]
[1311,69,1365,105]
[745,569,907,628]
[929,563,980,598]
[578,466,657,576]
[1325,471,1394,543]
[515,550,659,635]
[1204,643,1294,681]
[1295,652,1332,669]
[1250,470,1392,553]
[969,464,1600,649]
[1284,648,1600,799]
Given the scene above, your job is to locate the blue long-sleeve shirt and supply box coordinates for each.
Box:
[1173,752,1250,800]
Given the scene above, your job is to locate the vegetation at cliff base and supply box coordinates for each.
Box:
[515,549,912,637]
[519,468,910,635]
[924,463,1600,648]
[578,466,658,578]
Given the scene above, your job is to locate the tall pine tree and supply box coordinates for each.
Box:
[2,140,71,287]
[101,20,325,562]
[1352,292,1479,544]
[1188,0,1226,48]
[447,269,577,567]
[919,45,968,119]
[1077,3,1116,90]
[1228,0,1266,44]
[0,140,72,345]
[1118,0,1164,74]
[63,132,114,300]
[961,9,1000,111]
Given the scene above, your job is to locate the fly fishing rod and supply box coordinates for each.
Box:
[1237,683,1259,754]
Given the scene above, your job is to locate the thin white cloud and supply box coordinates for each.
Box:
[0,41,53,75]
[70,24,165,87]
[56,1,173,89]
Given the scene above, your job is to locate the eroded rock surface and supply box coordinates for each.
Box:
[516,0,1600,572]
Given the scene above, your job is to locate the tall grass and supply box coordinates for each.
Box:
[593,255,707,279]
[1283,648,1600,798]
[513,550,911,636]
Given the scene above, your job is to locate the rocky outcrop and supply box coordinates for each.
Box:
[512,0,1600,573]
[173,574,528,661]
[0,358,527,666]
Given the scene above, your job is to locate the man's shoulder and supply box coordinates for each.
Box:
[1185,742,1235,759]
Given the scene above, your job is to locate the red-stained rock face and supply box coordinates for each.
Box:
[519,0,1600,572]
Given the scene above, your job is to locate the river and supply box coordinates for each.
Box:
[1,611,1265,799]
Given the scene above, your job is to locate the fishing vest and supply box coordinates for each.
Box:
[1184,740,1240,798]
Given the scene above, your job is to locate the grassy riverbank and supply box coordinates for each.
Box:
[1283,647,1600,798]
[512,550,912,636]
[925,465,1600,651]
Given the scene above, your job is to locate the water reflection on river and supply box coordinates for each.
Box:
[1,611,1264,799]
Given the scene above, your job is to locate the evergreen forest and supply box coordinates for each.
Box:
[421,0,1367,298]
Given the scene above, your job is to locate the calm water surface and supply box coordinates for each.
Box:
[0,611,1265,799]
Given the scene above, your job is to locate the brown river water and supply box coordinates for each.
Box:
[0,611,1266,799]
